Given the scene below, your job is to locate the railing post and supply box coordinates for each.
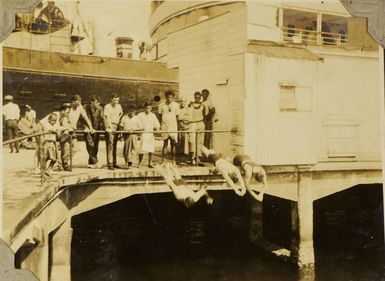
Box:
[38,136,46,186]
[195,131,199,167]
[69,133,73,172]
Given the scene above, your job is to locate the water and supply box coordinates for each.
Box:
[71,185,384,281]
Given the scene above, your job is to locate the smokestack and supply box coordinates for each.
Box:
[115,37,134,59]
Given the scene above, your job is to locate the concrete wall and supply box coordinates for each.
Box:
[165,3,247,154]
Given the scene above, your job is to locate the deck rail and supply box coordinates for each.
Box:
[3,128,237,185]
[282,26,348,46]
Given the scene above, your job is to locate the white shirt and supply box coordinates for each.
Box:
[158,101,180,125]
[137,112,160,132]
[120,115,142,131]
[25,109,36,121]
[69,105,87,129]
[3,102,20,120]
[104,103,123,128]
[40,119,59,142]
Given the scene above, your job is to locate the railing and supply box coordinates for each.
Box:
[3,128,237,186]
[281,27,348,47]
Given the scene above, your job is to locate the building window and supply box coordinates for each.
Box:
[282,9,349,46]
[279,85,312,112]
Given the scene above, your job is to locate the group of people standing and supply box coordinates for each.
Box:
[38,94,163,173]
[162,89,216,165]
[3,88,216,174]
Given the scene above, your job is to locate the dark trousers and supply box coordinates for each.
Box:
[84,132,100,164]
[204,119,213,149]
[60,135,71,169]
[5,119,20,152]
[106,132,119,167]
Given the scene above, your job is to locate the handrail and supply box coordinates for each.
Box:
[3,128,237,185]
[73,128,237,134]
[281,26,348,46]
[3,131,53,146]
[3,128,237,146]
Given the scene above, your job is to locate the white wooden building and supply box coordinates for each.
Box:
[149,1,381,165]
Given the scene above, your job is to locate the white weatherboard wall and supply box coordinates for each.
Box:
[246,2,281,43]
[245,54,318,165]
[316,51,381,161]
[167,4,247,154]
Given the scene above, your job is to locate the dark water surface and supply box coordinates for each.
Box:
[72,185,384,281]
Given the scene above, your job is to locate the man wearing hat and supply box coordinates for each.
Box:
[3,95,20,152]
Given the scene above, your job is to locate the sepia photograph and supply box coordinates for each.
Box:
[1,0,384,281]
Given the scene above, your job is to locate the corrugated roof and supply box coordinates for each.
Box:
[247,43,323,61]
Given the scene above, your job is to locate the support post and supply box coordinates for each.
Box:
[50,219,73,281]
[248,198,263,243]
[291,165,315,267]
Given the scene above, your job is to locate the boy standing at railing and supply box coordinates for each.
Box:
[40,113,59,176]
[59,104,74,171]
[120,107,142,168]
[188,92,206,165]
[158,90,179,164]
[137,103,160,168]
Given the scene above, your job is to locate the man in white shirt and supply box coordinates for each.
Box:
[104,94,123,170]
[158,90,179,164]
[66,95,94,166]
[3,95,20,153]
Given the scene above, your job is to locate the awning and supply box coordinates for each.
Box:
[247,42,323,61]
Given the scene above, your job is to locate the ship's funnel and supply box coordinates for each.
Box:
[115,37,134,59]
